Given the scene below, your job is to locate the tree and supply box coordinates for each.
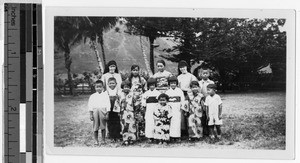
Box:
[54,17,84,95]
[83,17,118,74]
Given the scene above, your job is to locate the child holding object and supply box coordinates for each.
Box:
[187,81,204,141]
[142,78,161,143]
[204,84,223,141]
[120,80,139,145]
[153,93,172,145]
[165,76,185,142]
[88,80,111,145]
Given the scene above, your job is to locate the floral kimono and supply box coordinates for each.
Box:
[132,84,145,139]
[153,104,172,141]
[187,92,204,138]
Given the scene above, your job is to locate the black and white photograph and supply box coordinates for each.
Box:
[44,7,295,159]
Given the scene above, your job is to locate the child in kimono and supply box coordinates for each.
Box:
[153,93,172,145]
[187,81,204,141]
[127,64,147,92]
[165,76,185,142]
[152,60,172,93]
[106,77,122,142]
[88,80,111,145]
[120,80,137,145]
[142,78,161,143]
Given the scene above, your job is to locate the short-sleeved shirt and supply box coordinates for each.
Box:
[199,79,215,97]
[88,91,111,112]
[177,73,198,92]
[204,94,222,116]
[101,73,122,91]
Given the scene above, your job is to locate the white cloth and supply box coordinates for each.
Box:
[204,94,222,125]
[165,88,185,137]
[142,89,161,138]
[101,73,122,91]
[88,91,111,112]
[199,79,215,97]
[177,73,197,91]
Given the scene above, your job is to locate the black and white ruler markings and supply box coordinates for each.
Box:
[4,3,43,163]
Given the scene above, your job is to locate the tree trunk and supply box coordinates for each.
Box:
[99,36,106,66]
[64,46,74,95]
[149,37,155,74]
[140,36,153,76]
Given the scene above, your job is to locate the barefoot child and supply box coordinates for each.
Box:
[88,80,111,145]
[187,81,204,141]
[142,78,161,143]
[204,84,223,141]
[153,93,172,145]
[165,76,185,142]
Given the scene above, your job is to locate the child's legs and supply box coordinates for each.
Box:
[94,131,99,141]
[101,129,106,142]
[208,125,215,138]
[216,125,221,136]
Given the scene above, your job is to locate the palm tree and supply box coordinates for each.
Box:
[54,17,84,95]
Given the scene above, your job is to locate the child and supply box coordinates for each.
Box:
[187,81,204,141]
[204,84,223,141]
[106,77,122,142]
[101,60,122,91]
[153,93,172,145]
[127,65,147,92]
[120,80,137,145]
[152,60,172,93]
[88,80,111,145]
[177,60,197,137]
[165,76,185,142]
[141,78,161,143]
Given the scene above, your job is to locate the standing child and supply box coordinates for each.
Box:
[152,60,172,93]
[106,77,122,142]
[88,80,111,145]
[120,80,137,145]
[153,93,172,145]
[165,76,185,142]
[177,60,198,138]
[142,78,161,143]
[187,81,204,141]
[204,84,223,141]
[198,67,215,136]
[127,65,147,92]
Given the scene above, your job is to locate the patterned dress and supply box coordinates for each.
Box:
[188,92,204,138]
[153,104,172,141]
[120,91,137,144]
[132,85,145,139]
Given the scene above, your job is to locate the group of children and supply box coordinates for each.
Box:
[88,60,223,146]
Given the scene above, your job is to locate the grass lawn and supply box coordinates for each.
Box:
[54,91,286,149]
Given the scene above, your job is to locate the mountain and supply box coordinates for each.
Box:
[54,24,179,78]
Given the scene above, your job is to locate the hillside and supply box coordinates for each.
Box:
[54,24,179,78]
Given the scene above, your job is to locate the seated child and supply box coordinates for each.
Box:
[153,93,172,145]
[88,80,111,145]
[204,84,223,141]
[187,81,204,141]
[142,78,161,143]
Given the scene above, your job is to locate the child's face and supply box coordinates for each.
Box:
[149,84,155,91]
[158,97,167,106]
[108,80,117,89]
[131,67,139,77]
[191,84,199,93]
[95,83,104,93]
[123,85,131,93]
[179,66,187,74]
[157,63,165,72]
[170,81,177,89]
[109,65,116,73]
[201,70,210,80]
[207,88,215,96]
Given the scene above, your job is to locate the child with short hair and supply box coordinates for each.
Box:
[106,77,122,142]
[204,84,223,141]
[88,80,111,145]
[152,60,172,93]
[187,81,204,141]
[165,76,185,142]
[153,93,172,145]
[120,80,137,145]
[142,78,161,143]
[199,67,215,97]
